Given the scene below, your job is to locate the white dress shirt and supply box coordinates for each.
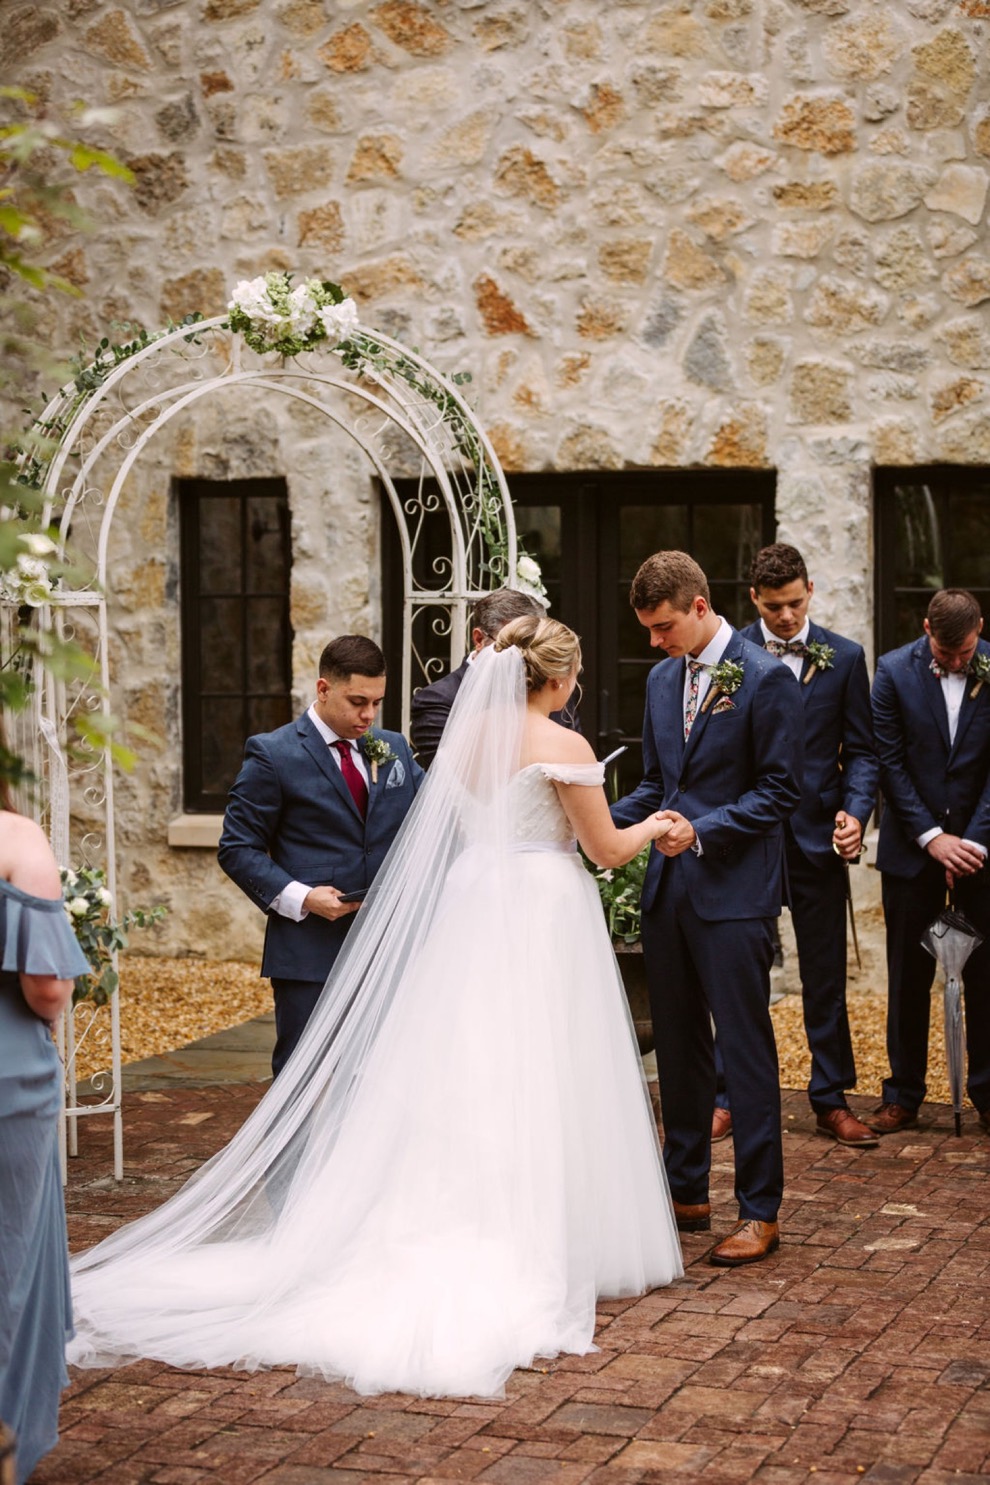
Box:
[917,669,986,858]
[271,706,370,921]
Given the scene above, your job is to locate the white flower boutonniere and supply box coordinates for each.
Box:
[803,640,836,686]
[701,657,745,714]
[969,652,990,700]
[360,731,396,784]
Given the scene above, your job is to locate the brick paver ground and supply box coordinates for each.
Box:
[36,1081,990,1485]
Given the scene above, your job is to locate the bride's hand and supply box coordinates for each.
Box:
[649,814,673,840]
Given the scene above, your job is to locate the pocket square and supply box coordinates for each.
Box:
[385,759,406,788]
[711,695,736,715]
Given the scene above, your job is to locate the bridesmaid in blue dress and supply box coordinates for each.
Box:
[0,799,90,1485]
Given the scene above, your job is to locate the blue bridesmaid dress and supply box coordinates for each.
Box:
[0,878,90,1485]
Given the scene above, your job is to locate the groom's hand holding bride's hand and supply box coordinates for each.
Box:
[652,810,696,856]
[303,886,361,921]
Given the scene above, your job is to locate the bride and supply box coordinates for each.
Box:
[68,616,683,1399]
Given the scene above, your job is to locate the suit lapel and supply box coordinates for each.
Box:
[949,639,990,758]
[913,639,951,752]
[682,630,745,760]
[298,715,365,822]
[655,660,685,772]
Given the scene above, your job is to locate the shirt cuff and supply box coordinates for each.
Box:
[691,835,703,857]
[270,880,311,921]
[962,839,988,860]
[917,827,942,850]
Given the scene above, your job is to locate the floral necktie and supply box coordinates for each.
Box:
[684,660,705,739]
[333,740,368,819]
[765,638,808,658]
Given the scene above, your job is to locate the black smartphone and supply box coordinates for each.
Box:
[337,888,368,903]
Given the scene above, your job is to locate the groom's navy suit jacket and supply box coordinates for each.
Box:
[614,630,804,917]
[739,620,878,868]
[219,714,422,982]
[872,635,990,879]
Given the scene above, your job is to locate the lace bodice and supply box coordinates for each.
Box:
[508,762,605,844]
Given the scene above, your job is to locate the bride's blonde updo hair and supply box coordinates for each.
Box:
[494,615,582,694]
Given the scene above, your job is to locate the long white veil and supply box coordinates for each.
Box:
[70,645,527,1326]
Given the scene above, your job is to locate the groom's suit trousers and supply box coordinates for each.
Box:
[643,853,784,1223]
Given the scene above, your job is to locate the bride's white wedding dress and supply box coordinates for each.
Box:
[68,649,682,1399]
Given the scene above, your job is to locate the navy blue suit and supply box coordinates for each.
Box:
[739,620,879,1111]
[613,630,803,1221]
[219,714,422,1073]
[872,636,990,1115]
[411,655,580,767]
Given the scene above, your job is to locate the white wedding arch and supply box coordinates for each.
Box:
[1,281,520,1178]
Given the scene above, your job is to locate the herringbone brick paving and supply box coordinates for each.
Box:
[38,1083,990,1484]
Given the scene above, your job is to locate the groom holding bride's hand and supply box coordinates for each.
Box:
[613,551,803,1266]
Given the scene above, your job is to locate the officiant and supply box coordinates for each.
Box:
[219,635,422,1075]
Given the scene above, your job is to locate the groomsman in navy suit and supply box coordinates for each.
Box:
[613,551,803,1266]
[870,588,990,1134]
[219,635,423,1076]
[718,544,879,1147]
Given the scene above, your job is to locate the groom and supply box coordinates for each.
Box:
[613,551,803,1266]
[219,635,422,1076]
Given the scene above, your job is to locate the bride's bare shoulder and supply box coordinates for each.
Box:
[520,720,596,769]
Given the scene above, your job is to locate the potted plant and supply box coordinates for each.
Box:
[587,847,653,1054]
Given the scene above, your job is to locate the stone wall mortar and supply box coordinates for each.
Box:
[5,0,990,955]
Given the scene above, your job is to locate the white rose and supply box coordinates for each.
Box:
[19,532,56,557]
[97,887,113,907]
[68,896,90,917]
[317,297,359,344]
[516,555,542,587]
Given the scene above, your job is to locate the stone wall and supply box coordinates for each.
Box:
[5,0,989,957]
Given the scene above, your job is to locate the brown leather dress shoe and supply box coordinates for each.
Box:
[711,1107,733,1143]
[815,1107,879,1148]
[710,1219,779,1267]
[672,1200,711,1233]
[867,1102,918,1135]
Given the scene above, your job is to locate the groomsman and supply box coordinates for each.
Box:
[716,544,880,1147]
[410,587,578,765]
[870,589,990,1133]
[219,635,422,1076]
[613,551,802,1266]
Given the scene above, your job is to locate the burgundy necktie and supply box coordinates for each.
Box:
[333,740,368,819]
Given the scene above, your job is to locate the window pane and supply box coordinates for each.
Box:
[249,695,292,737]
[245,496,289,591]
[200,698,247,795]
[889,483,943,590]
[199,498,243,593]
[515,504,561,612]
[247,597,290,691]
[620,505,689,578]
[199,596,244,692]
[951,489,990,589]
[693,504,764,586]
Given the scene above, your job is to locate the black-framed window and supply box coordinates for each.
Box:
[382,469,775,790]
[178,478,293,811]
[875,466,990,658]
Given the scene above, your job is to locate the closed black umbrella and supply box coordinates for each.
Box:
[922,907,984,1136]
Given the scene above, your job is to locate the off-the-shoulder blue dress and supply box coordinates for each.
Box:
[0,878,90,1485]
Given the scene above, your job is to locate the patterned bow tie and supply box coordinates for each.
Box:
[765,638,807,658]
[929,657,972,680]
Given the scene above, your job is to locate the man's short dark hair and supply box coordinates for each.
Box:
[927,589,983,648]
[471,588,543,640]
[749,543,809,592]
[629,551,710,612]
[319,635,386,681]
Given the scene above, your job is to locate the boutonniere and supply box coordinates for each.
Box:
[360,731,396,784]
[701,657,745,713]
[803,640,836,686]
[969,652,990,700]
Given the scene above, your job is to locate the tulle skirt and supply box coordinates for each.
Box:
[69,847,682,1398]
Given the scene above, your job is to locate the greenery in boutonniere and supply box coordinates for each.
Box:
[969,652,990,699]
[360,731,396,784]
[804,640,836,685]
[701,657,744,713]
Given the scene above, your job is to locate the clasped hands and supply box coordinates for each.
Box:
[649,810,695,856]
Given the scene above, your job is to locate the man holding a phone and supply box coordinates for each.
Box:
[219,635,423,1075]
